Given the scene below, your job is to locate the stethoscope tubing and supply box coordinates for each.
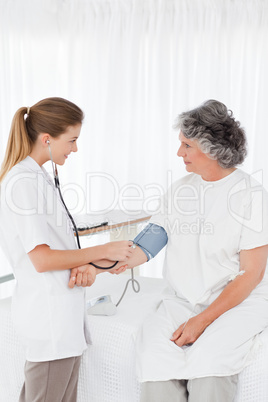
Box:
[47,143,140,305]
[48,144,117,269]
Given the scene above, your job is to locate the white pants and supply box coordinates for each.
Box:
[140,375,238,402]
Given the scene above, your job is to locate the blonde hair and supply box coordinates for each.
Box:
[0,97,84,182]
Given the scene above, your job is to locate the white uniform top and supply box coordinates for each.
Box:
[0,156,91,362]
[136,169,268,381]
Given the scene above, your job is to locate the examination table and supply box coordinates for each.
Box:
[0,274,268,402]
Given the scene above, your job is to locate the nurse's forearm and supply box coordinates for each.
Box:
[28,242,134,273]
[29,246,104,272]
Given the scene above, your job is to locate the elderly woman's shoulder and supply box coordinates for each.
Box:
[228,169,268,213]
[169,169,268,197]
[235,169,267,192]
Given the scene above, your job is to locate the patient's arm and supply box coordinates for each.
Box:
[69,223,168,287]
[92,246,148,270]
[68,246,147,288]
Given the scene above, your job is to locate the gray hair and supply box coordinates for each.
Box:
[174,100,247,168]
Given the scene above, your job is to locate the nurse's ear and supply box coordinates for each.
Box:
[40,134,51,147]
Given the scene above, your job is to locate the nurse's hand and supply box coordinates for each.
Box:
[170,315,209,347]
[104,241,135,261]
[68,263,128,288]
[68,265,97,288]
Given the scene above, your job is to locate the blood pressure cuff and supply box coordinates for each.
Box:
[133,223,168,261]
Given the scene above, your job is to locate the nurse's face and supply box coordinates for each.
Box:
[50,124,81,165]
[177,132,214,176]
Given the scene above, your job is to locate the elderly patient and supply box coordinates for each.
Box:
[72,100,268,402]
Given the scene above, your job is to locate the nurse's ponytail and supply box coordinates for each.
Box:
[0,107,32,183]
[0,97,84,182]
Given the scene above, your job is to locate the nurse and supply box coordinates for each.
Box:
[0,97,134,402]
[79,100,268,401]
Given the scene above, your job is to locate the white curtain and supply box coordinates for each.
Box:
[0,0,268,283]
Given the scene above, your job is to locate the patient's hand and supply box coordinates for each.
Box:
[108,263,128,275]
[170,314,208,347]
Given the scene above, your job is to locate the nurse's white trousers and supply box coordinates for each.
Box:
[140,375,238,402]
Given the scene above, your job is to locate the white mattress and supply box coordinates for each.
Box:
[0,274,268,402]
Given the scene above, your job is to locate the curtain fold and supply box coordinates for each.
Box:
[0,0,267,280]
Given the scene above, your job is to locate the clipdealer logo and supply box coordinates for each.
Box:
[3,169,266,234]
[227,170,264,233]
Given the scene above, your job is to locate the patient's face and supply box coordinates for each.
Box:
[177,132,215,177]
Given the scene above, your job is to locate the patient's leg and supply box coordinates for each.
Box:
[187,375,238,402]
[140,379,188,402]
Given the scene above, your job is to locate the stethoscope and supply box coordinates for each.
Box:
[47,139,117,269]
[46,139,140,304]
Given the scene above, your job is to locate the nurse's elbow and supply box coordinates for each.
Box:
[29,258,47,273]
[28,244,50,273]
[258,266,266,283]
[34,263,47,273]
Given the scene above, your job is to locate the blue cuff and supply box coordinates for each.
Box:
[133,223,168,261]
